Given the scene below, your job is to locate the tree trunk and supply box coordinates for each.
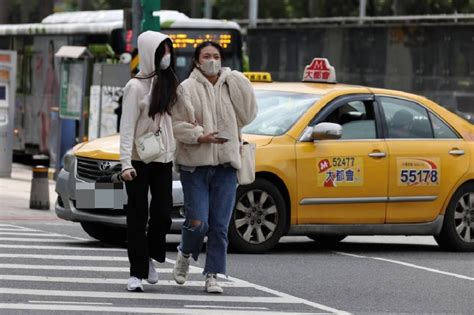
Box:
[0,0,9,24]
[190,0,202,18]
[38,0,54,22]
[308,0,323,17]
[78,0,92,11]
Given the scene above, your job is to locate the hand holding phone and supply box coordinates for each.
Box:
[215,131,230,142]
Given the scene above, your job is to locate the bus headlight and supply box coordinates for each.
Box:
[62,149,76,173]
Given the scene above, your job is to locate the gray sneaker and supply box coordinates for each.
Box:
[146,259,158,284]
[173,251,190,285]
[205,273,223,294]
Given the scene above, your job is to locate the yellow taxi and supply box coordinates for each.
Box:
[56,58,474,253]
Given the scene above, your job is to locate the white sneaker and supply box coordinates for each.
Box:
[173,251,190,285]
[127,276,143,292]
[205,273,223,294]
[146,259,158,284]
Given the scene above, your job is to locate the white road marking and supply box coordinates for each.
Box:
[0,224,30,228]
[29,300,113,305]
[223,274,349,314]
[0,288,297,304]
[0,244,125,251]
[166,258,349,315]
[0,224,98,241]
[334,251,474,281]
[0,275,252,287]
[0,237,85,242]
[0,228,37,231]
[0,223,349,314]
[0,253,128,261]
[0,304,321,314]
[0,232,64,237]
[0,263,202,274]
[185,305,268,310]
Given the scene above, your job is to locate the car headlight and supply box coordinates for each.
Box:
[62,149,76,173]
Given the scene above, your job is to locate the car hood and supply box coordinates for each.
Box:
[74,134,120,161]
[242,134,273,147]
[73,133,273,161]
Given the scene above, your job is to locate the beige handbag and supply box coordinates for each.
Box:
[134,115,164,164]
[237,141,256,185]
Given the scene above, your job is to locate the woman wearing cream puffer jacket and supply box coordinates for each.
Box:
[171,41,257,293]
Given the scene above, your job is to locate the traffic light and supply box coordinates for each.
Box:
[141,0,161,32]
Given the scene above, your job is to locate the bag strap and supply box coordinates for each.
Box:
[145,113,163,135]
[156,113,163,133]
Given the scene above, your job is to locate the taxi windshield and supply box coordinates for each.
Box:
[242,90,320,136]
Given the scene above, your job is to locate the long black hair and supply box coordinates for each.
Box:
[189,41,225,75]
[135,38,179,117]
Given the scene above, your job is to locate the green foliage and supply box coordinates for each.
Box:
[214,0,474,18]
[88,44,116,59]
[61,0,132,11]
[7,0,474,25]
[214,0,247,19]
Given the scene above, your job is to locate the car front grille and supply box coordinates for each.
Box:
[76,157,122,182]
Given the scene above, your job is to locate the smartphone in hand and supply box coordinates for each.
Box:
[215,131,230,142]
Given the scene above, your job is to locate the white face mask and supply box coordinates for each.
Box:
[199,59,221,76]
[159,54,171,70]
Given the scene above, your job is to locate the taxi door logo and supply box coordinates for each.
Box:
[317,156,363,187]
[397,157,440,186]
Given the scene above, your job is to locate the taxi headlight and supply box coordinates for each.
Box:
[62,149,76,173]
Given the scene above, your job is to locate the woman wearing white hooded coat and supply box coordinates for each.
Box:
[171,41,257,293]
[120,31,178,292]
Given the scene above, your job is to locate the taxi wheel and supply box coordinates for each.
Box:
[80,222,127,245]
[228,178,287,254]
[435,183,474,252]
[306,234,346,246]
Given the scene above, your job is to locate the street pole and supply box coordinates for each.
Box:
[132,0,142,48]
[204,0,213,19]
[249,0,258,28]
[359,0,366,24]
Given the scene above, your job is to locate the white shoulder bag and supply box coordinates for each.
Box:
[134,115,164,164]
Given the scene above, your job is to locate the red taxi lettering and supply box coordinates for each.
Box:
[302,58,336,83]
[308,59,330,71]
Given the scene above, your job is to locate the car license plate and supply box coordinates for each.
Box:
[76,182,125,209]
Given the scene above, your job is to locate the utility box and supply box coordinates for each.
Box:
[0,50,17,178]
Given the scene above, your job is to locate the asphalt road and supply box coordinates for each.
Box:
[0,220,473,314]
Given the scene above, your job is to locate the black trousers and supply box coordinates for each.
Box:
[125,161,173,279]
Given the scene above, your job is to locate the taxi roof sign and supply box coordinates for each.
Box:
[244,72,272,82]
[302,58,336,83]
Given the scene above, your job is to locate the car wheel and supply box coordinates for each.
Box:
[307,234,346,246]
[228,178,287,253]
[80,222,127,245]
[434,183,474,251]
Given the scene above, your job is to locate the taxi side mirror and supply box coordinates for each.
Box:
[311,122,342,140]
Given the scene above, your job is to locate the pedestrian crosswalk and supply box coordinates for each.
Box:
[0,223,347,314]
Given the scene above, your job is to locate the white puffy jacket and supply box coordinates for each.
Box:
[172,67,257,169]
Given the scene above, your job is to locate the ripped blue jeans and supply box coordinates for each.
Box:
[178,165,237,275]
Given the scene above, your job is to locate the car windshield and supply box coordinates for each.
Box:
[242,90,320,136]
